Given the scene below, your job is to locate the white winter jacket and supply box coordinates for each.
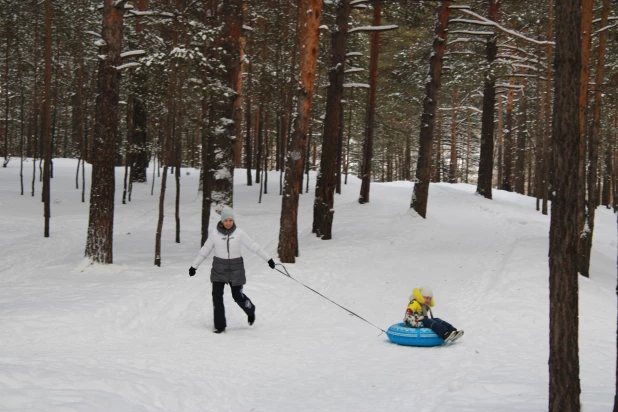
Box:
[191,224,271,269]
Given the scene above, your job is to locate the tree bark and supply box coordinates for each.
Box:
[514,82,527,195]
[548,0,581,409]
[245,31,253,186]
[128,0,149,184]
[542,0,553,215]
[476,0,499,200]
[208,0,243,212]
[85,0,127,263]
[3,25,10,167]
[497,93,503,189]
[277,0,323,263]
[602,129,612,207]
[313,0,350,240]
[256,106,263,184]
[502,80,515,191]
[449,88,458,183]
[42,0,52,237]
[410,1,451,218]
[359,1,382,204]
[576,0,594,274]
[580,0,609,278]
[434,110,442,183]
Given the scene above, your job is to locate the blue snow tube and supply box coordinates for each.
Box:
[386,322,444,347]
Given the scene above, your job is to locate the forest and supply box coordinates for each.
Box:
[1,0,617,410]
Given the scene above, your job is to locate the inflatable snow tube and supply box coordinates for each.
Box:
[386,322,444,347]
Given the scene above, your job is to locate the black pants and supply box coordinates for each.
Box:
[212,282,255,330]
[422,317,456,339]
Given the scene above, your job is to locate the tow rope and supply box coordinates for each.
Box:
[274,263,386,334]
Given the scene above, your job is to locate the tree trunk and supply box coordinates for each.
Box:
[476,0,499,200]
[3,28,10,167]
[535,40,544,210]
[548,0,581,409]
[154,166,168,266]
[434,110,442,183]
[313,0,350,240]
[277,0,323,263]
[31,3,40,195]
[358,1,382,204]
[209,0,243,212]
[410,1,451,218]
[154,5,179,267]
[336,86,345,194]
[580,0,609,278]
[502,79,515,191]
[542,0,553,215]
[200,99,212,246]
[449,88,458,183]
[576,0,594,274]
[515,83,527,195]
[245,48,253,186]
[42,0,52,237]
[233,3,247,169]
[497,93,504,189]
[256,106,263,184]
[602,129,612,207]
[130,0,150,184]
[85,0,126,263]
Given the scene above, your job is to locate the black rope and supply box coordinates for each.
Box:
[275,264,386,335]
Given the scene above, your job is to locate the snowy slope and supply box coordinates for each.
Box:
[0,158,615,411]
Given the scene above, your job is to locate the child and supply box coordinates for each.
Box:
[403,286,464,343]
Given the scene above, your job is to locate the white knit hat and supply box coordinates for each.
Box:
[220,208,235,222]
[420,286,433,298]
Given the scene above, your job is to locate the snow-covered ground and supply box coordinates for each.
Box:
[0,158,615,412]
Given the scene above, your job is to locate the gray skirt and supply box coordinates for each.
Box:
[211,256,246,285]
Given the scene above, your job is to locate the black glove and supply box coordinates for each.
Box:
[189,267,196,276]
[268,259,275,269]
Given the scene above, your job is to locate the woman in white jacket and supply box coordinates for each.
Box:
[189,208,275,333]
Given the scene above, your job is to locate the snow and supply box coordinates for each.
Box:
[0,158,616,411]
[348,25,399,34]
[342,83,370,89]
[120,50,146,58]
[115,62,140,71]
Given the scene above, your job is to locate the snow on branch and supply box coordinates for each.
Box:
[447,37,487,46]
[85,31,102,38]
[593,16,618,24]
[497,73,544,80]
[450,18,495,27]
[115,62,140,71]
[511,63,540,72]
[449,30,495,36]
[120,50,146,58]
[345,67,365,73]
[127,10,174,18]
[498,44,539,60]
[495,83,524,90]
[343,83,370,89]
[452,7,554,46]
[594,22,618,35]
[346,52,363,57]
[348,25,398,34]
[439,106,482,114]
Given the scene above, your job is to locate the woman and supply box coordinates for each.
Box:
[189,208,275,333]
